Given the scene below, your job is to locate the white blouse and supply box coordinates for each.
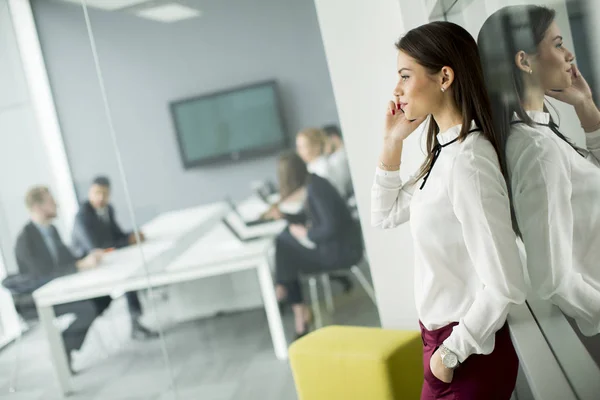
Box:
[371,122,527,362]
[328,147,353,197]
[507,110,600,336]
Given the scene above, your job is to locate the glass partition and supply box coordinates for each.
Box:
[442,0,600,398]
[0,0,381,398]
[0,0,173,398]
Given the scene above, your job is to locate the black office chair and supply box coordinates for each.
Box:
[11,293,39,322]
[2,275,36,394]
[2,275,39,321]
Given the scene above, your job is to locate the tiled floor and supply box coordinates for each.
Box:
[0,272,379,400]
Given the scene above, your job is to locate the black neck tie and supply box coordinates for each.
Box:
[420,128,481,190]
[510,120,584,157]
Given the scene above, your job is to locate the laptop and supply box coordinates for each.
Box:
[226,198,273,227]
[221,217,270,242]
[252,180,278,204]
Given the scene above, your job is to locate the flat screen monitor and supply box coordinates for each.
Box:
[170,80,288,168]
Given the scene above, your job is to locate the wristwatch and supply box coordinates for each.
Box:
[439,345,460,369]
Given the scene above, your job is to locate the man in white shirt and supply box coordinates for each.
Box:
[323,124,353,199]
[322,125,357,293]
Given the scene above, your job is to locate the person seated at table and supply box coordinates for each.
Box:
[274,151,363,338]
[298,126,357,292]
[14,186,104,369]
[322,124,353,199]
[296,127,349,198]
[72,176,158,340]
[262,127,348,220]
[265,131,356,294]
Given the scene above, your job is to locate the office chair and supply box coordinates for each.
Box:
[303,257,376,329]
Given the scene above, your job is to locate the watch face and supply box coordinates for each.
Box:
[443,353,459,369]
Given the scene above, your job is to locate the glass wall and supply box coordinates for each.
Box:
[0,0,380,399]
[5,0,600,398]
[442,0,600,399]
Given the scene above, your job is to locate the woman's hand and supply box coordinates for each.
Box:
[546,64,593,107]
[546,64,600,132]
[289,224,308,240]
[261,205,282,220]
[430,348,454,384]
[378,98,426,171]
[384,99,427,144]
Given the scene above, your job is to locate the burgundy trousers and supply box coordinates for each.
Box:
[419,321,519,400]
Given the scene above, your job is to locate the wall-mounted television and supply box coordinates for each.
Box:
[170,80,288,168]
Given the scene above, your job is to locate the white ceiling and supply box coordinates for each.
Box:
[57,0,203,23]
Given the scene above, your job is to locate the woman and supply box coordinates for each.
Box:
[262,128,340,219]
[371,22,527,399]
[478,5,600,336]
[296,127,348,198]
[274,151,362,338]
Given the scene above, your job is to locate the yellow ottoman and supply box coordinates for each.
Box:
[289,325,423,400]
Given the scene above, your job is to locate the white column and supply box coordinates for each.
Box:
[312,0,428,329]
[7,0,78,236]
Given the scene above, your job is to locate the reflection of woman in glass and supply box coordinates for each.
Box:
[478,5,600,336]
[371,22,527,399]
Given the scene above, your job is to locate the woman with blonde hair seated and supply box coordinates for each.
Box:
[296,127,348,198]
[274,151,362,338]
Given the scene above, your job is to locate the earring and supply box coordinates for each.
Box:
[441,87,446,92]
[529,69,533,75]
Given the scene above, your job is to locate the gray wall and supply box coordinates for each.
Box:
[31,0,339,227]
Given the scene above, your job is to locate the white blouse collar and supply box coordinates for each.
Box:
[436,120,478,145]
[512,110,550,124]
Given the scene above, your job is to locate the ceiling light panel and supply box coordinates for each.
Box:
[59,0,153,11]
[135,4,202,23]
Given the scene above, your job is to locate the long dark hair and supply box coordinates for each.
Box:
[277,151,308,199]
[477,6,559,141]
[396,22,505,181]
[478,6,581,233]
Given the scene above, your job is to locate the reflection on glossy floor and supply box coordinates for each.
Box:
[0,275,379,400]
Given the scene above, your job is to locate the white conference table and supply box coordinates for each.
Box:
[34,202,228,306]
[163,217,288,357]
[33,199,287,396]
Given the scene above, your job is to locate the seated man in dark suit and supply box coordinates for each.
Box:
[72,176,157,340]
[14,186,103,369]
